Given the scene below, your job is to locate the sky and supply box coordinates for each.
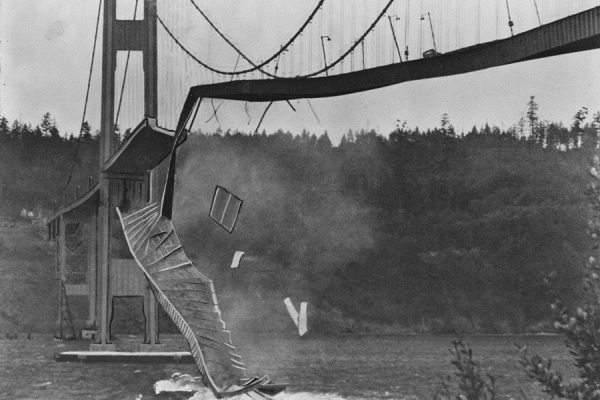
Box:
[1,0,600,144]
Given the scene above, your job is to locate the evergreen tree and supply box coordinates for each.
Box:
[572,107,588,148]
[81,121,92,140]
[10,120,21,139]
[316,131,332,151]
[40,112,53,136]
[0,116,9,136]
[441,113,455,136]
[527,96,539,139]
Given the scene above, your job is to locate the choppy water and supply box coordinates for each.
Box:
[0,333,572,399]
[154,374,347,400]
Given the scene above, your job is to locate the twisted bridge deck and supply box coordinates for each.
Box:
[186,6,600,102]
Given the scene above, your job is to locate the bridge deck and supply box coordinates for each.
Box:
[48,117,178,224]
[187,6,600,102]
[51,7,600,222]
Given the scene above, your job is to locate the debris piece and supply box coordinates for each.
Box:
[230,251,245,269]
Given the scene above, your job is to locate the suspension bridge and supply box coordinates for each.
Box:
[46,0,600,397]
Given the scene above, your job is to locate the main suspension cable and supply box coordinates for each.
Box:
[160,0,396,79]
[185,0,324,76]
[303,0,395,77]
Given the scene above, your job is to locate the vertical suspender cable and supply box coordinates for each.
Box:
[505,0,514,36]
[64,0,103,192]
[319,1,323,70]
[339,0,344,72]
[495,0,499,39]
[351,0,356,71]
[477,0,480,43]
[363,0,367,68]
[309,10,313,72]
[299,21,304,75]
[533,0,542,26]
[329,0,333,73]
[420,5,423,57]
[404,0,409,60]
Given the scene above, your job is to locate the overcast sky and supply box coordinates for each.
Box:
[1,0,600,144]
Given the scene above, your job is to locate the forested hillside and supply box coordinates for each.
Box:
[0,104,598,333]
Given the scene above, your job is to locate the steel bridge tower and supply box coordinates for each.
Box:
[49,0,165,351]
[92,0,160,351]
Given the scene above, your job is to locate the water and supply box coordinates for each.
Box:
[0,333,572,399]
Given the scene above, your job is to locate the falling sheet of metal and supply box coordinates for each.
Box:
[299,302,308,336]
[230,251,245,269]
[284,298,308,337]
[209,186,243,233]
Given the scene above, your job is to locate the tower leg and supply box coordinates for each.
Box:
[86,214,97,329]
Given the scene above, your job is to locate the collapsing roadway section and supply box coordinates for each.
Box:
[116,203,267,397]
[184,6,600,102]
[48,117,180,224]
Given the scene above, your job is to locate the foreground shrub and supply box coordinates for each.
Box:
[517,155,600,399]
[435,339,498,400]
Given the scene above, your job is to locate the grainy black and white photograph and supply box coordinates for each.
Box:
[1,1,600,399]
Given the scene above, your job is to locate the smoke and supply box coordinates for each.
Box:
[167,133,378,379]
[173,134,376,280]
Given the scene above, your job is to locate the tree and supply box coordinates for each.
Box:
[572,107,588,149]
[441,113,455,136]
[0,116,9,137]
[49,126,60,139]
[316,131,332,152]
[527,96,539,140]
[10,120,21,139]
[518,155,600,399]
[40,112,53,136]
[81,121,92,140]
[517,115,526,140]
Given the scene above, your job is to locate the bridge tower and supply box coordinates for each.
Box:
[92,0,160,350]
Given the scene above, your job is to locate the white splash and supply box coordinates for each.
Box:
[154,373,203,393]
[154,373,347,400]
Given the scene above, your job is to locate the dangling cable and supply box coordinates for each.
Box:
[306,99,321,125]
[63,0,102,193]
[245,103,251,125]
[254,102,273,134]
[205,99,223,125]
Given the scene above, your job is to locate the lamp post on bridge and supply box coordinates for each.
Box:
[420,12,437,56]
[387,15,403,62]
[320,35,331,76]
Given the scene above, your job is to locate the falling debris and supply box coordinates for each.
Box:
[284,298,308,336]
[299,302,308,336]
[209,186,243,233]
[230,251,245,269]
[284,298,299,323]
